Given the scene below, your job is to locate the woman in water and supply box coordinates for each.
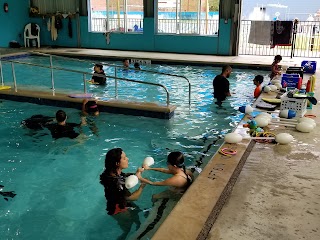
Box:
[136,151,193,201]
[100,148,146,215]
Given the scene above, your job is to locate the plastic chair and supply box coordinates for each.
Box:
[24,23,40,48]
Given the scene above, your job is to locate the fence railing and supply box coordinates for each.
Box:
[91,17,143,33]
[32,52,191,105]
[0,57,170,106]
[158,19,219,35]
[239,20,320,57]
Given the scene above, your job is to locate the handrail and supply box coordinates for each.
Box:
[31,51,191,104]
[0,59,170,106]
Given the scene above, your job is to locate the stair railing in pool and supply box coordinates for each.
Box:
[31,52,191,105]
[0,55,4,86]
[0,59,171,106]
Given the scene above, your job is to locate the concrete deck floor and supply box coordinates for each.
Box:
[209,71,320,240]
[1,47,320,239]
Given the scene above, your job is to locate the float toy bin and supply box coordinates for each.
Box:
[281,74,302,89]
[280,93,307,117]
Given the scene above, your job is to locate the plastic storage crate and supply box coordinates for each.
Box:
[280,93,307,117]
[301,61,317,74]
[281,74,302,89]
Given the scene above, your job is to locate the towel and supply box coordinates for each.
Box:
[271,21,293,48]
[51,16,58,41]
[248,21,272,45]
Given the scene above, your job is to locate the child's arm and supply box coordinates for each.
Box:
[136,172,184,188]
[143,164,172,174]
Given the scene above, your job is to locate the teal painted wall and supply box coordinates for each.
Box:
[0,3,233,55]
[0,0,30,47]
[34,16,232,55]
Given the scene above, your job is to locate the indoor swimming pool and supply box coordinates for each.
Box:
[0,56,269,239]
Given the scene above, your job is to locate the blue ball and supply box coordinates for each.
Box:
[239,106,246,113]
[287,110,296,119]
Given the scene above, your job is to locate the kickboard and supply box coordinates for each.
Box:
[68,93,93,98]
[262,98,281,105]
[256,99,277,110]
[0,86,11,90]
[87,80,100,85]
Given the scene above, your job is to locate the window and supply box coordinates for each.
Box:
[90,0,143,33]
[157,0,219,35]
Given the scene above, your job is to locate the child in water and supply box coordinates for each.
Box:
[136,151,193,201]
[253,75,264,98]
[270,55,282,79]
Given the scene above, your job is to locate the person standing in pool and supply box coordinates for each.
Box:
[100,148,146,239]
[253,75,264,98]
[100,148,146,215]
[81,99,99,135]
[90,63,106,85]
[46,110,81,139]
[212,65,232,108]
[122,59,130,69]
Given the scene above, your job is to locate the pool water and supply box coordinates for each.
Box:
[1,55,267,108]
[0,56,269,239]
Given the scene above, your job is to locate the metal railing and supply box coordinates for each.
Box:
[91,17,143,33]
[239,20,320,57]
[0,58,170,106]
[31,52,192,105]
[158,19,219,35]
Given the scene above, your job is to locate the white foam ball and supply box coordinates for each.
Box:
[275,133,294,144]
[143,157,155,167]
[298,117,316,128]
[258,112,272,121]
[245,105,253,114]
[298,117,316,125]
[255,115,271,124]
[125,175,139,189]
[255,117,269,127]
[269,85,278,91]
[296,122,315,133]
[224,133,243,144]
[264,86,271,93]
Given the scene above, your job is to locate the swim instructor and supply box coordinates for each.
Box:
[100,148,146,215]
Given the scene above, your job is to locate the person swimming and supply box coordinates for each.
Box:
[82,99,99,116]
[134,62,141,70]
[0,185,16,201]
[136,152,193,196]
[21,115,55,130]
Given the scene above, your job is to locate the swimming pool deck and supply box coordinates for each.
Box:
[1,48,320,240]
